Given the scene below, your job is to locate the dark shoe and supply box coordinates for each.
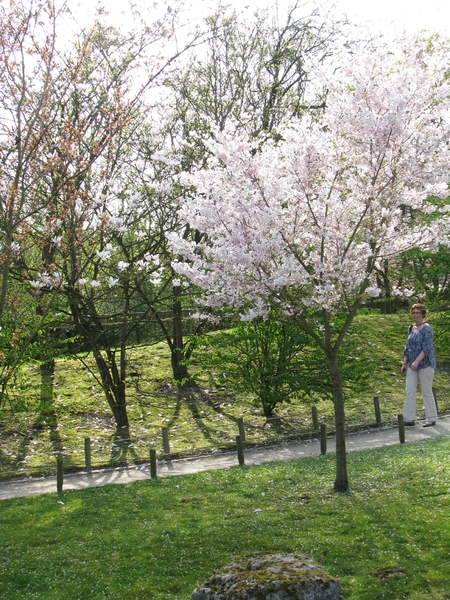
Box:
[404,420,415,426]
[423,421,436,427]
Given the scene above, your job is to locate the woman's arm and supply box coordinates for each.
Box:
[411,350,426,371]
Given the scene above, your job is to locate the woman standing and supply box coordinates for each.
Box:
[401,304,437,427]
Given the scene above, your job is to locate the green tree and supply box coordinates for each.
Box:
[203,314,309,417]
[137,1,342,384]
[0,0,73,404]
[198,310,377,418]
[3,6,204,425]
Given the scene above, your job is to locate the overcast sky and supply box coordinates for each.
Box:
[180,0,450,37]
[328,0,449,35]
[69,0,450,41]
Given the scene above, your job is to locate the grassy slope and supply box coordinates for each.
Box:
[1,312,449,477]
[0,436,449,599]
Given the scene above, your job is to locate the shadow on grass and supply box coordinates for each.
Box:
[158,382,310,452]
[37,363,65,460]
[0,363,67,478]
[109,427,141,467]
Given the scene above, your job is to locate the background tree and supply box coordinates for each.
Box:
[193,306,377,418]
[171,1,340,139]
[2,3,205,425]
[197,311,310,417]
[138,1,343,384]
[0,0,73,404]
[169,34,450,492]
[120,123,204,383]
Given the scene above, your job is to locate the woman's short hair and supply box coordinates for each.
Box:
[410,303,427,316]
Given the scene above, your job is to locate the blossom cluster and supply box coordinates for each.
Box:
[169,35,450,318]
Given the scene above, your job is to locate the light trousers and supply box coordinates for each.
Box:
[402,366,437,422]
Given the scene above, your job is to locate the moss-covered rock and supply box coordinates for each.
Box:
[192,552,341,599]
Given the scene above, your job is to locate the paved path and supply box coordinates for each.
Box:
[1,415,449,500]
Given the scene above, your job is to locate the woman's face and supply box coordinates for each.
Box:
[411,309,424,325]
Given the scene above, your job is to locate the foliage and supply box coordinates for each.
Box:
[196,314,310,417]
[195,310,378,417]
[0,0,67,399]
[1,436,450,599]
[149,1,344,382]
[0,0,204,420]
[2,0,450,492]
[398,245,450,303]
[169,1,341,141]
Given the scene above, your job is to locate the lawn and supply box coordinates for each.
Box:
[1,435,449,599]
[1,312,450,478]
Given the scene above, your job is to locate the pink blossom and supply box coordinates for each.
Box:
[170,35,450,318]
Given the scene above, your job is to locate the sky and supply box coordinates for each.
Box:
[72,0,450,38]
[181,0,450,38]
[328,0,450,36]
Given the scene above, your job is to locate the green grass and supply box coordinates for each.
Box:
[1,435,450,599]
[1,312,450,478]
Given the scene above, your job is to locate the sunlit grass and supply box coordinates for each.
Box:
[1,435,449,599]
[1,312,449,478]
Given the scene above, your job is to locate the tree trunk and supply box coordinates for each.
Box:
[172,287,190,381]
[327,350,349,492]
[92,348,129,429]
[69,298,130,430]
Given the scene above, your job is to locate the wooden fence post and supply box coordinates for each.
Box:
[236,435,245,466]
[373,396,382,426]
[237,417,247,449]
[150,448,157,479]
[312,406,319,432]
[84,438,91,473]
[162,427,171,460]
[397,414,405,444]
[320,424,327,455]
[56,455,64,492]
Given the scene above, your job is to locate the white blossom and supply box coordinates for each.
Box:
[97,249,111,261]
[108,217,123,229]
[135,259,147,270]
[365,286,381,298]
[169,35,450,319]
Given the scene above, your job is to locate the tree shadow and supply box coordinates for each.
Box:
[4,364,66,478]
[157,383,247,450]
[108,426,141,468]
[37,364,68,465]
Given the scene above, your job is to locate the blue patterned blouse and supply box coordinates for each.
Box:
[403,323,436,370]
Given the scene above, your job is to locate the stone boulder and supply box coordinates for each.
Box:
[191,552,341,600]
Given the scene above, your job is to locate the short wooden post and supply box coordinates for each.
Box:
[237,417,247,449]
[162,427,171,460]
[398,414,405,444]
[373,396,382,426]
[312,406,319,432]
[56,455,64,492]
[150,448,157,479]
[320,423,327,455]
[84,437,91,472]
[236,435,245,466]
